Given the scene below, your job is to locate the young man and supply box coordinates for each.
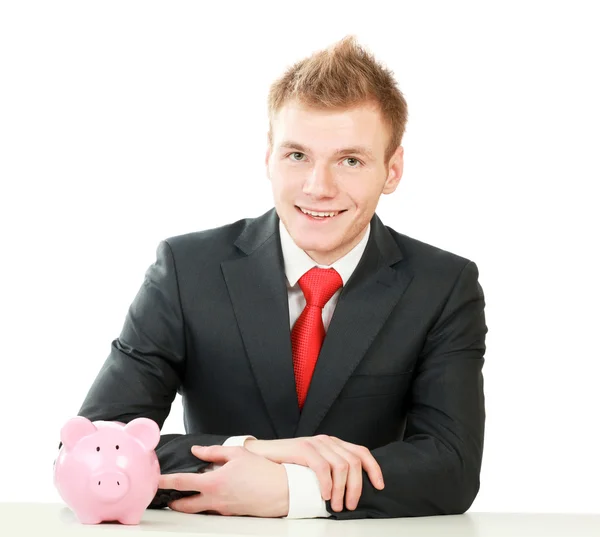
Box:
[77,36,487,519]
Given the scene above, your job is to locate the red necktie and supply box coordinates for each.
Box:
[291,267,343,409]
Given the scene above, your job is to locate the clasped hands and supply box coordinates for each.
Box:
[158,435,384,517]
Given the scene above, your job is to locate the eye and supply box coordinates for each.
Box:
[115,445,120,450]
[343,157,361,167]
[96,447,100,452]
[288,152,305,162]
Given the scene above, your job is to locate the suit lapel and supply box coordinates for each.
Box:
[295,216,414,437]
[221,209,300,439]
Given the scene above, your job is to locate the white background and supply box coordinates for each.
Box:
[1,0,598,513]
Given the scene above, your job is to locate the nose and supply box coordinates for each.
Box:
[90,471,130,502]
[303,165,337,198]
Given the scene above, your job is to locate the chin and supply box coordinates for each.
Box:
[292,236,342,257]
[281,209,347,251]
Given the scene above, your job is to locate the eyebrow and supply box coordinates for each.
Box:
[279,141,375,161]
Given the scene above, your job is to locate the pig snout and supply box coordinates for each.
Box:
[90,471,130,502]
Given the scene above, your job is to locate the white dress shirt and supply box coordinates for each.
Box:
[223,219,371,518]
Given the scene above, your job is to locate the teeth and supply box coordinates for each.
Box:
[300,208,339,218]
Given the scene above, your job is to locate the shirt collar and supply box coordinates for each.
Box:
[279,219,371,287]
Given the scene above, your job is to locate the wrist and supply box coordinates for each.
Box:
[244,438,261,452]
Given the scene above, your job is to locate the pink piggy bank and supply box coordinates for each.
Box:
[53,416,161,525]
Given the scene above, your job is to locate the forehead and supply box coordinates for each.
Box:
[271,100,388,156]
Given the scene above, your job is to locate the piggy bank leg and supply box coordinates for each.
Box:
[75,511,104,525]
[118,510,145,525]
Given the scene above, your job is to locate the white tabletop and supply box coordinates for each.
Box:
[2,503,599,537]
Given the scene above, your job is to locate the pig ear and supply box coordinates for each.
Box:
[124,418,160,451]
[60,417,97,449]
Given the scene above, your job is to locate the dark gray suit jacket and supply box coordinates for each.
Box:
[78,208,487,519]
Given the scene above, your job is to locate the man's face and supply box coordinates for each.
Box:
[266,100,404,265]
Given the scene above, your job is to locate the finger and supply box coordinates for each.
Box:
[158,472,201,492]
[324,442,362,510]
[248,440,333,501]
[330,437,384,490]
[296,442,333,501]
[311,439,348,512]
[191,445,244,464]
[169,492,215,514]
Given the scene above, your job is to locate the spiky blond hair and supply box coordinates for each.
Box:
[268,36,408,161]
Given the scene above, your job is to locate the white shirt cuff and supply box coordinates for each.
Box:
[283,463,331,518]
[222,435,256,447]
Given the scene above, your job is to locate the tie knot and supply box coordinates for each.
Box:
[298,267,343,309]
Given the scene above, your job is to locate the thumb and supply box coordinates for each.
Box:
[191,444,243,463]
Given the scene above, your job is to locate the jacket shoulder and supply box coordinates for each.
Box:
[386,225,475,273]
[160,216,257,262]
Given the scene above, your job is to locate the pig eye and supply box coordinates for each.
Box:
[115,445,120,450]
[96,447,100,452]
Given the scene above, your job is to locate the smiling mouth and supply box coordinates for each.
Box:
[296,206,347,219]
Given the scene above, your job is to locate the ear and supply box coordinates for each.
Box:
[383,145,404,194]
[265,141,272,179]
[124,418,160,451]
[60,417,97,449]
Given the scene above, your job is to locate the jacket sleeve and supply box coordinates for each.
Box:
[73,241,228,506]
[327,260,487,519]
